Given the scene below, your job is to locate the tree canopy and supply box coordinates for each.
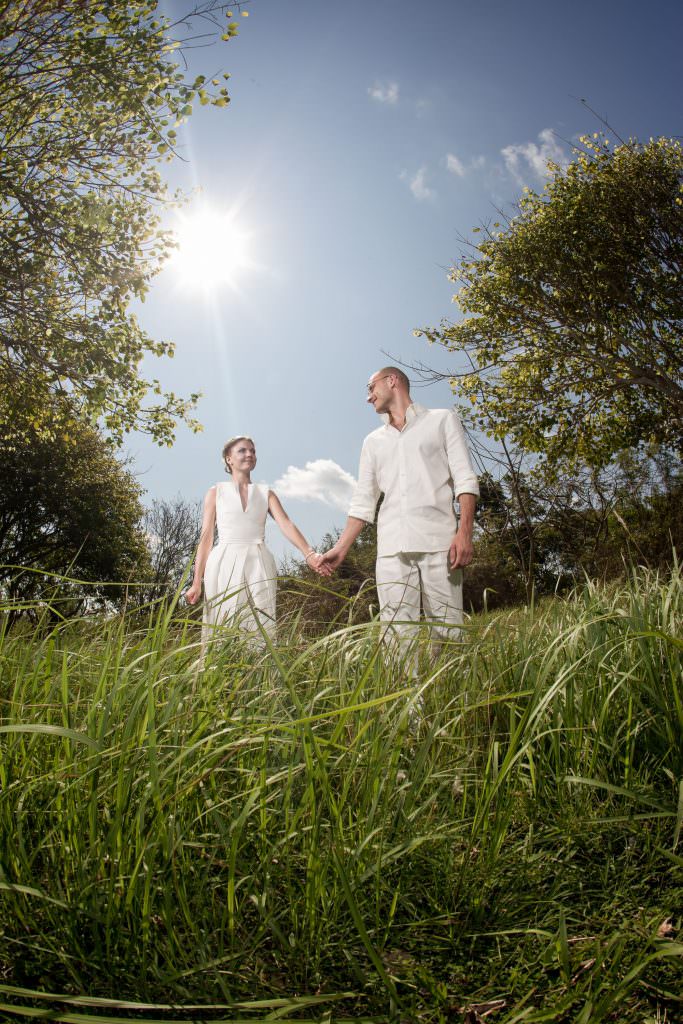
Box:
[0,392,150,613]
[0,0,242,445]
[417,135,683,473]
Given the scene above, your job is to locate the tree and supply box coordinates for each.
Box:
[141,495,201,604]
[0,392,150,615]
[416,135,683,474]
[0,0,243,445]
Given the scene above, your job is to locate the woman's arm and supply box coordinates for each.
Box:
[185,486,217,604]
[267,491,332,576]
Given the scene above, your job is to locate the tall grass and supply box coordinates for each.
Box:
[0,566,681,1022]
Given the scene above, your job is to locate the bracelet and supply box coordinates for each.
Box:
[304,549,316,561]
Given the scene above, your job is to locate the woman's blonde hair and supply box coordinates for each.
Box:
[222,435,255,474]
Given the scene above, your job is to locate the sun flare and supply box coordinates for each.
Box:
[170,207,253,290]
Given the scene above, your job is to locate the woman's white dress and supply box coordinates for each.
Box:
[202,482,278,646]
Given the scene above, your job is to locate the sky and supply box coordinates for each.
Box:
[126,0,683,562]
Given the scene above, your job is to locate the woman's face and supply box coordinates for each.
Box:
[227,438,256,473]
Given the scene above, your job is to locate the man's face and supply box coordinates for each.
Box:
[366,372,394,414]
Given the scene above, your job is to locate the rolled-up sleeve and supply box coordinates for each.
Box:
[348,439,381,524]
[444,409,479,499]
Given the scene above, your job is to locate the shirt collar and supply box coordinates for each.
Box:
[381,401,425,428]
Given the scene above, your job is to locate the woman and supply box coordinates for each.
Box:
[185,435,329,646]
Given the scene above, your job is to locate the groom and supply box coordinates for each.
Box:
[320,367,478,647]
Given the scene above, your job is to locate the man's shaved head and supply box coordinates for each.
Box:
[375,366,410,391]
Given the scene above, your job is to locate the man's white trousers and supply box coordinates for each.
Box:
[375,550,463,652]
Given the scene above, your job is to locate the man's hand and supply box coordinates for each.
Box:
[449,530,473,570]
[319,544,347,572]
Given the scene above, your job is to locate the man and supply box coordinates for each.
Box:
[320,367,478,652]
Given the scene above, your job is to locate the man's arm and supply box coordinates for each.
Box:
[442,409,478,569]
[319,516,367,570]
[320,439,379,570]
[449,492,476,569]
[444,409,479,499]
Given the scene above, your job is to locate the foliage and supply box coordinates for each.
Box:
[588,444,683,576]
[417,135,683,472]
[0,569,681,1020]
[0,0,243,445]
[0,391,150,614]
[465,448,682,611]
[464,470,532,610]
[470,464,613,606]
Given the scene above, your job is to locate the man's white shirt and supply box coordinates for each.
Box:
[348,403,479,557]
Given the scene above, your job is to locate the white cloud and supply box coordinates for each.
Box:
[273,459,356,511]
[401,165,436,202]
[445,153,486,178]
[501,128,567,185]
[446,153,466,177]
[368,80,399,104]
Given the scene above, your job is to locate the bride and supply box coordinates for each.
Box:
[185,435,329,644]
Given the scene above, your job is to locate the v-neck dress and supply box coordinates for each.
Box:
[202,481,277,644]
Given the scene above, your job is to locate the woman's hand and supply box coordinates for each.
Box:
[185,581,202,605]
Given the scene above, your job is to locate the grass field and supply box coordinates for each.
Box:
[0,567,681,1022]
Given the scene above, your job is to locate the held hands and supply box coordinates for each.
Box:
[305,551,333,577]
[318,544,346,572]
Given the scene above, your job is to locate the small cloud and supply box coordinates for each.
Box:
[501,128,568,185]
[273,459,356,511]
[401,165,436,202]
[446,153,466,177]
[445,153,486,179]
[368,80,399,104]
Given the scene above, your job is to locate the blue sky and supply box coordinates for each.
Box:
[127,0,683,561]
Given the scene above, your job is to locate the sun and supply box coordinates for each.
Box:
[170,206,253,291]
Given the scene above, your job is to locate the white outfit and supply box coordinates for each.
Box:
[203,482,277,646]
[348,403,478,645]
